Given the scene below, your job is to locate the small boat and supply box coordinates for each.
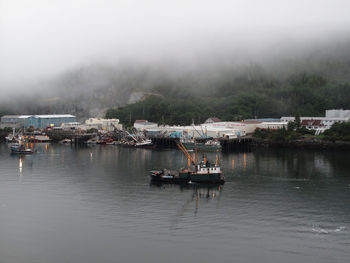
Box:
[124,130,155,148]
[85,138,98,144]
[135,139,155,148]
[106,141,118,145]
[10,143,34,154]
[59,138,72,144]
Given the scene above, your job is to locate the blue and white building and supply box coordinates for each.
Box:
[0,114,76,129]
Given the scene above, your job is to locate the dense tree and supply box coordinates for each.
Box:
[323,122,350,141]
[105,72,350,126]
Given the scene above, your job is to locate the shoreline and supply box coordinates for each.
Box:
[251,137,350,150]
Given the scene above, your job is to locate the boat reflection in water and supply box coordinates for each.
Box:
[192,184,222,200]
[150,182,223,214]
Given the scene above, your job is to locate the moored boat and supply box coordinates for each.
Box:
[10,143,34,154]
[135,139,155,148]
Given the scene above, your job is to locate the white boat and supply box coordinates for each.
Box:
[59,138,72,144]
[135,139,154,148]
[85,138,98,144]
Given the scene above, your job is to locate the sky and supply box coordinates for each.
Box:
[1,0,350,90]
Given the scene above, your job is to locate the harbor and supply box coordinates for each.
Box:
[0,143,349,263]
[2,1,350,262]
[2,110,350,152]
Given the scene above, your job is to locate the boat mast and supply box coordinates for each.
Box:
[125,130,138,142]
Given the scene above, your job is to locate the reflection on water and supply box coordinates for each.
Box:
[18,156,23,175]
[150,182,223,215]
[0,143,349,263]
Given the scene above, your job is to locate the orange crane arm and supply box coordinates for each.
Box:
[176,142,196,165]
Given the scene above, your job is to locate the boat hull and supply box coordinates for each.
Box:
[135,144,156,149]
[11,148,34,154]
[150,170,225,184]
[189,173,225,184]
[10,144,34,154]
[150,170,190,183]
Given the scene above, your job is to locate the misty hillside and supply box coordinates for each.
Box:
[1,40,350,122]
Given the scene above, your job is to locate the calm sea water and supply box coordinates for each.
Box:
[0,143,349,263]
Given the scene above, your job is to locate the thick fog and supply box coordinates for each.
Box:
[1,0,350,94]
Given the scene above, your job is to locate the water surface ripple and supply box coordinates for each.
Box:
[0,144,349,263]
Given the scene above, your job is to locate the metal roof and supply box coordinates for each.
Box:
[33,114,76,118]
[2,114,75,119]
[1,115,21,118]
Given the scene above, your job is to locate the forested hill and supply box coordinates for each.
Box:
[105,72,350,126]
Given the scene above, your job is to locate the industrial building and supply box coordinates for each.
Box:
[134,120,158,130]
[84,118,122,131]
[0,114,76,129]
[281,109,350,134]
[0,115,30,128]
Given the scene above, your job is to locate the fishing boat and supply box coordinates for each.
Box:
[187,158,224,184]
[135,139,155,148]
[85,138,98,144]
[149,142,225,184]
[10,143,34,154]
[124,130,155,148]
[59,138,72,144]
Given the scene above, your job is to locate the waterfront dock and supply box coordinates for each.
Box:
[219,136,253,152]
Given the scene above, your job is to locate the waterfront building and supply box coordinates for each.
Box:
[1,114,76,129]
[26,115,76,128]
[256,122,288,130]
[84,118,122,131]
[202,121,257,135]
[134,120,158,130]
[0,115,30,128]
[204,117,222,124]
[281,109,350,134]
[325,109,350,118]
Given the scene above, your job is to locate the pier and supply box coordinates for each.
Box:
[150,137,179,148]
[218,136,253,152]
[46,130,97,144]
[150,135,254,152]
